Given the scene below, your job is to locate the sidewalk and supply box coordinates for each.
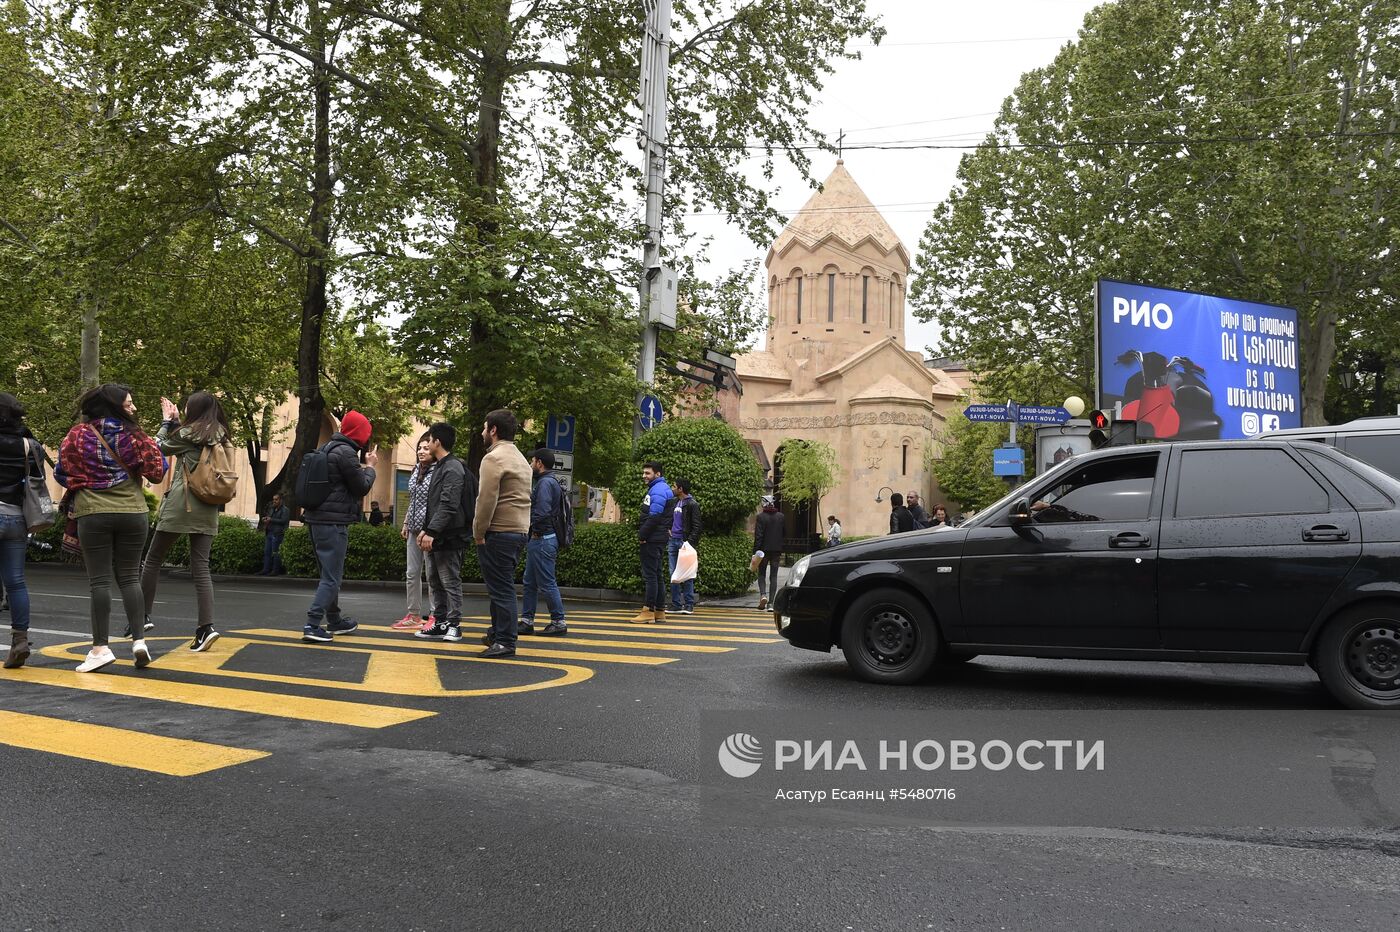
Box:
[703,564,789,608]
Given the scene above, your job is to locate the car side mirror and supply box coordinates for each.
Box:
[1008,498,1032,525]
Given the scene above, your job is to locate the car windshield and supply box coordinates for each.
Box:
[957,455,1082,529]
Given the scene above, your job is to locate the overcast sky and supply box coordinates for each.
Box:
[686,0,1102,357]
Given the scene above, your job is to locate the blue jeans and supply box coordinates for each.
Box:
[639,542,665,610]
[0,514,29,632]
[523,535,565,625]
[668,538,695,611]
[478,531,526,648]
[261,532,284,574]
[306,523,349,626]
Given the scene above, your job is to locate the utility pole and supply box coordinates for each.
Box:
[635,0,672,438]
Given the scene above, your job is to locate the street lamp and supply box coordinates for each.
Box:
[1339,370,1356,391]
[1064,395,1086,418]
[875,486,894,503]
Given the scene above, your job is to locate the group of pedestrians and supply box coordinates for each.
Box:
[889,490,955,534]
[630,462,704,623]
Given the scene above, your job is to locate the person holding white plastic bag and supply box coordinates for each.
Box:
[667,477,701,615]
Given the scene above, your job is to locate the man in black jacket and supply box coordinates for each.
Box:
[889,492,915,535]
[753,496,785,612]
[666,477,701,615]
[302,410,377,643]
[415,423,478,642]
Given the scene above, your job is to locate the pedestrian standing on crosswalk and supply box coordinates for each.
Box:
[415,423,477,643]
[630,461,674,624]
[139,392,232,655]
[54,384,167,673]
[392,434,436,631]
[299,410,378,643]
[473,409,531,658]
[520,448,568,637]
[0,392,48,669]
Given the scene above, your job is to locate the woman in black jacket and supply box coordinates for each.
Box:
[0,393,47,668]
[753,496,785,611]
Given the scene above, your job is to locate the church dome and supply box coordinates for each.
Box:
[768,161,909,270]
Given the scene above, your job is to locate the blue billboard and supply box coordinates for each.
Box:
[1095,279,1301,440]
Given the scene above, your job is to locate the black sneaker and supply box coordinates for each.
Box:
[303,624,333,643]
[480,643,516,659]
[481,634,493,646]
[327,617,359,635]
[124,615,156,639]
[539,622,568,637]
[416,620,454,640]
[191,625,221,652]
[518,620,536,636]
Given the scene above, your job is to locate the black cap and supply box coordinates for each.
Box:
[531,448,555,469]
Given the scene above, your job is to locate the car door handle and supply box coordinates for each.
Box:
[1109,532,1151,548]
[1302,525,1350,542]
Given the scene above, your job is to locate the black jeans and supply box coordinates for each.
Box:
[478,531,526,648]
[757,553,782,599]
[77,512,149,646]
[640,541,666,609]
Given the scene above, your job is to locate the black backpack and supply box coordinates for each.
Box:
[551,476,575,550]
[295,441,343,510]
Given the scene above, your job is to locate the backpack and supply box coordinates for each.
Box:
[550,476,575,550]
[295,441,342,510]
[185,442,239,506]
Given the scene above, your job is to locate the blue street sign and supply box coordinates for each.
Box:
[1016,405,1072,425]
[1006,400,1020,422]
[546,415,576,453]
[639,395,665,430]
[993,445,1025,477]
[964,404,1012,423]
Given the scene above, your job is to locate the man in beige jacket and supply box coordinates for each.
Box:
[474,409,532,658]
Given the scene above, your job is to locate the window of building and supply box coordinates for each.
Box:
[827,273,835,322]
[861,275,869,324]
[901,443,909,475]
[889,282,895,327]
[796,277,802,323]
[1174,449,1328,518]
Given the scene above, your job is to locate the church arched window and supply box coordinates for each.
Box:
[823,264,839,322]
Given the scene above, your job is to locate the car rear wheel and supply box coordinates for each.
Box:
[1315,606,1400,710]
[839,588,938,684]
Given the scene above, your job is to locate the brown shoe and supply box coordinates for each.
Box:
[653,609,666,624]
[757,597,769,612]
[629,609,657,624]
[4,630,30,669]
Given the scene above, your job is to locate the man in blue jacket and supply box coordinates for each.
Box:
[630,460,674,624]
[520,448,568,637]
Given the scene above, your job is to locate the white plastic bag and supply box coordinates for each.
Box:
[671,541,698,583]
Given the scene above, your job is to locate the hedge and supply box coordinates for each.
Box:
[25,507,262,576]
[611,417,764,534]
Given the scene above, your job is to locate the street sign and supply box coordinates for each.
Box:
[993,445,1025,477]
[546,415,576,453]
[1016,405,1072,425]
[963,404,1012,423]
[963,403,1070,425]
[639,395,664,430]
[551,451,574,472]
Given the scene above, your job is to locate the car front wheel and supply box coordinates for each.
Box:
[1315,605,1400,710]
[839,588,938,684]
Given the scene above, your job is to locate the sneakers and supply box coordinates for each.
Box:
[480,643,516,658]
[123,615,156,639]
[539,622,568,637]
[416,621,461,642]
[390,613,421,631]
[757,597,769,612]
[302,624,333,643]
[678,607,695,615]
[76,646,116,673]
[132,639,152,669]
[327,617,359,635]
[518,620,536,636]
[191,625,220,652]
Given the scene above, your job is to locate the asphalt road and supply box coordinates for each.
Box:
[2,563,1398,931]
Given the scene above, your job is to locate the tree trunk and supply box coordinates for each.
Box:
[280,9,333,510]
[1300,305,1337,427]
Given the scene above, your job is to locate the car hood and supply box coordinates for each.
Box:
[811,527,969,566]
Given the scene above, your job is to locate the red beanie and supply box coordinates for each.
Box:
[340,410,372,447]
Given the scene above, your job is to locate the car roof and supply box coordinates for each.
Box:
[1261,415,1400,438]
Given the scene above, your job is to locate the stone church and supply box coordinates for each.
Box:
[735,161,967,541]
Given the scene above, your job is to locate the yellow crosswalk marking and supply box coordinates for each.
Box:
[352,625,728,654]
[0,709,268,776]
[459,616,779,640]
[237,628,681,666]
[562,610,772,629]
[10,656,435,728]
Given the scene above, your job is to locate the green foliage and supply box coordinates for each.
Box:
[209,518,264,575]
[692,533,758,597]
[556,523,644,592]
[910,0,1400,426]
[929,413,1030,512]
[612,418,764,534]
[777,440,841,508]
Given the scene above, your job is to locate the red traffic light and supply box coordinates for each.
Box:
[1087,409,1110,429]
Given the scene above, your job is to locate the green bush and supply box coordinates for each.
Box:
[556,523,642,591]
[210,517,264,575]
[611,417,763,534]
[281,523,495,582]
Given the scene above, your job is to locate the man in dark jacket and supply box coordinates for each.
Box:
[520,448,568,637]
[906,492,929,529]
[667,477,701,615]
[630,461,674,624]
[414,422,478,641]
[257,494,290,576]
[302,410,377,643]
[889,492,915,535]
[753,496,785,611]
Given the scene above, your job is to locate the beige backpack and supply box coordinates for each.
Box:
[184,442,239,507]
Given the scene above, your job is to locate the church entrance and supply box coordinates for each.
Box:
[772,444,822,554]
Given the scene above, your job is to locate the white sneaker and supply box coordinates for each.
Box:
[132,639,152,669]
[76,646,116,673]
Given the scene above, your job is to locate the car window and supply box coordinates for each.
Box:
[1297,448,1393,510]
[1034,454,1158,521]
[1175,449,1328,518]
[1341,434,1400,480]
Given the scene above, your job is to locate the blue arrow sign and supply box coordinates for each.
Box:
[639,395,664,430]
[963,404,1012,423]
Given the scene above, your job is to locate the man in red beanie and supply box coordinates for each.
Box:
[299,410,377,642]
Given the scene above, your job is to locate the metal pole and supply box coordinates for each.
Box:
[635,0,671,438]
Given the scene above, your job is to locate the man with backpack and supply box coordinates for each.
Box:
[297,410,377,643]
[414,423,477,642]
[520,448,569,637]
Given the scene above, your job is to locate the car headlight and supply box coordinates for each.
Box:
[789,555,811,588]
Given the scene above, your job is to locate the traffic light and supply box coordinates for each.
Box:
[1088,409,1111,448]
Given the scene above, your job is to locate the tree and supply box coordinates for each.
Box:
[776,440,841,509]
[911,0,1399,426]
[612,417,763,534]
[928,413,1027,513]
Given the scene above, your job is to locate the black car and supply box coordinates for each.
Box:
[773,440,1400,710]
